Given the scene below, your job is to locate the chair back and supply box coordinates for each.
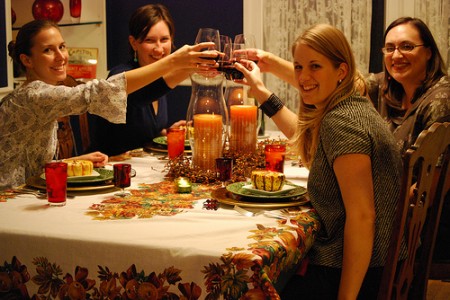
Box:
[377,122,450,300]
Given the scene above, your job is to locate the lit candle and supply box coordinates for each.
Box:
[193,114,224,171]
[229,105,257,153]
[176,177,192,193]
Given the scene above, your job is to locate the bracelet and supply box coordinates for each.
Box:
[259,93,284,118]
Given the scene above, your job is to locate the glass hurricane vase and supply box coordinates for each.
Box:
[186,71,229,173]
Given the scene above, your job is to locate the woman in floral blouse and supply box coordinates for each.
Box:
[0,20,217,189]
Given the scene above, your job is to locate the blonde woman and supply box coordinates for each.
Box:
[236,24,405,299]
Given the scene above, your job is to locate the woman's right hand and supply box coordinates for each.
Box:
[234,60,272,104]
[170,42,219,71]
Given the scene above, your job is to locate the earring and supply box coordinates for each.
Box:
[134,51,138,63]
[338,79,342,84]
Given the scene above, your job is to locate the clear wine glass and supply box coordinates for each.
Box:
[195,28,220,50]
[234,33,256,48]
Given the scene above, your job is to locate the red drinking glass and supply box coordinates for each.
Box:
[167,127,186,159]
[265,144,286,173]
[45,162,68,206]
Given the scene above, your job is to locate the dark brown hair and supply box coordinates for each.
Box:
[8,19,60,73]
[382,17,447,107]
[128,4,175,58]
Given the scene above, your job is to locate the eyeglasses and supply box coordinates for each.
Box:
[381,43,425,54]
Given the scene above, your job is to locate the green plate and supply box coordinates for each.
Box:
[40,168,114,184]
[153,136,190,147]
[226,182,307,201]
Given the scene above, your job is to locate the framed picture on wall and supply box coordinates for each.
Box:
[0,0,14,94]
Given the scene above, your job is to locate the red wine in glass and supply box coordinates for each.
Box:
[218,62,244,80]
[113,163,132,197]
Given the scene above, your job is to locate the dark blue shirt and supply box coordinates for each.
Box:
[89,60,171,155]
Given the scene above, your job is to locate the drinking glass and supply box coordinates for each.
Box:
[45,162,68,206]
[265,144,286,173]
[229,43,248,80]
[167,127,186,159]
[195,28,220,51]
[113,163,134,197]
[216,157,233,186]
[234,33,256,48]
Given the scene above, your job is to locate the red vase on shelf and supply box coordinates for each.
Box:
[69,0,82,23]
[32,0,64,23]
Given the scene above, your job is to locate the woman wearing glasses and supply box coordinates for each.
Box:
[366,17,450,153]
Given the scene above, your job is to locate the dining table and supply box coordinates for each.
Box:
[0,133,321,300]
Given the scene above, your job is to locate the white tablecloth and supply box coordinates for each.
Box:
[0,153,317,299]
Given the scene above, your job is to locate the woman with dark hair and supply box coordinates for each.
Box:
[236,24,404,299]
[90,4,189,156]
[366,16,450,153]
[0,19,217,189]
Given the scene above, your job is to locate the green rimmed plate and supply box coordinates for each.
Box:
[226,181,307,201]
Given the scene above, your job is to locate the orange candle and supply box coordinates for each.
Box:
[229,105,257,153]
[193,114,224,171]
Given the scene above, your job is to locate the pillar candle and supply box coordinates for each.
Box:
[229,105,257,153]
[193,114,224,171]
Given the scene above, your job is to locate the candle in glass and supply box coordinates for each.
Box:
[193,114,223,171]
[229,105,257,153]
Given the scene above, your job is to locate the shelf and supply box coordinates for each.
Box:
[12,21,102,30]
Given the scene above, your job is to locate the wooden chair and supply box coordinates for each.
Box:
[56,75,91,158]
[377,122,450,300]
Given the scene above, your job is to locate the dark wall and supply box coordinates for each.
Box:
[105,0,244,125]
[0,0,7,88]
[369,0,385,73]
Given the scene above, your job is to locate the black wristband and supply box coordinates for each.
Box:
[259,93,284,118]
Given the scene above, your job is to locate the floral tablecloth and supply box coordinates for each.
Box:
[0,156,319,299]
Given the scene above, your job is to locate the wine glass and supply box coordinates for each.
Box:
[195,28,221,69]
[113,163,134,197]
[234,34,258,64]
[216,157,233,187]
[230,43,248,80]
[195,28,220,51]
[234,33,256,48]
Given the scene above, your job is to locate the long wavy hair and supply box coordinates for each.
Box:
[382,17,447,108]
[128,4,176,59]
[291,24,365,168]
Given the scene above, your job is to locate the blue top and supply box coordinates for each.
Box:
[89,60,171,155]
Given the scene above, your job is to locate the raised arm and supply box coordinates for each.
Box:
[244,48,297,87]
[235,60,298,139]
[124,43,217,94]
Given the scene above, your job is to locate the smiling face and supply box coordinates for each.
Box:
[293,44,345,108]
[384,23,431,88]
[20,26,68,85]
[129,20,172,66]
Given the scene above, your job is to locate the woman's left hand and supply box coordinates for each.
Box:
[73,151,109,167]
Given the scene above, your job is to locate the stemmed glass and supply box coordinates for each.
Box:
[113,163,135,197]
[216,157,233,187]
[195,28,221,68]
[195,28,220,51]
[234,33,256,48]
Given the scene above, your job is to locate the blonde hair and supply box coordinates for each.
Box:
[290,24,365,168]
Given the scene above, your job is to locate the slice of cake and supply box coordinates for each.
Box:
[63,159,93,177]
